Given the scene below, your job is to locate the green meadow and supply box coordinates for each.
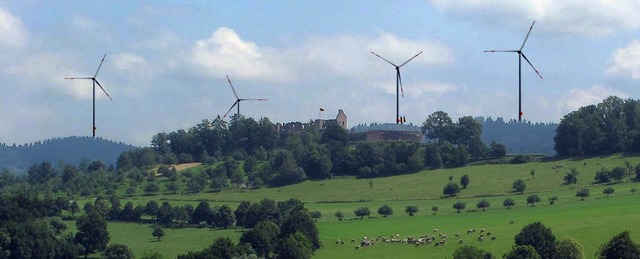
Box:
[99,154,640,258]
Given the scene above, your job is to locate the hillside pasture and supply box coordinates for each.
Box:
[98,154,640,257]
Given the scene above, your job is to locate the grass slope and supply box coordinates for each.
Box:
[103,154,640,258]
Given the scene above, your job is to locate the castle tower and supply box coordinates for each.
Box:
[336,109,347,130]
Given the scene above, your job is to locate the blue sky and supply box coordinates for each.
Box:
[1,0,640,146]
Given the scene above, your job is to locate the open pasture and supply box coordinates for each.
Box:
[101,154,640,257]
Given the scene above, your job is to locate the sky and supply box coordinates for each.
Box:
[1,0,640,146]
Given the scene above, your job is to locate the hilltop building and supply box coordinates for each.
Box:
[277,109,347,134]
[276,110,423,143]
[314,109,348,130]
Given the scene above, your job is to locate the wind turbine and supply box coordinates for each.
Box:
[222,75,267,119]
[64,54,113,138]
[484,20,543,122]
[371,51,423,124]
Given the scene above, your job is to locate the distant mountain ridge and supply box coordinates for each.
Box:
[0,136,137,174]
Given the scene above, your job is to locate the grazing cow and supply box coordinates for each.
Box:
[336,239,341,245]
[355,245,360,249]
[454,233,461,238]
[486,232,491,236]
[509,220,515,224]
[480,229,486,233]
[433,228,439,233]
[458,239,464,244]
[467,229,476,234]
[351,239,355,243]
[478,235,484,241]
[491,237,497,241]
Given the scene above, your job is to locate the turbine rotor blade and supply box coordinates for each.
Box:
[520,20,535,51]
[240,98,268,101]
[483,50,519,53]
[398,51,423,68]
[226,75,239,100]
[521,53,544,79]
[94,54,107,78]
[65,77,93,80]
[370,51,398,67]
[94,79,113,101]
[222,101,239,119]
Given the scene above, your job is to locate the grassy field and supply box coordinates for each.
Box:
[97,154,640,258]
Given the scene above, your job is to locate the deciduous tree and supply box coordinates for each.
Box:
[576,188,590,201]
[514,222,556,259]
[476,199,490,211]
[598,231,640,259]
[405,205,418,216]
[377,205,394,217]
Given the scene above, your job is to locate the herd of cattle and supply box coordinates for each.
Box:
[338,226,502,250]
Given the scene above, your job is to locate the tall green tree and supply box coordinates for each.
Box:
[443,182,461,197]
[513,179,527,193]
[489,141,507,158]
[460,175,470,189]
[279,209,322,250]
[526,194,541,207]
[240,221,279,258]
[377,205,394,217]
[597,231,640,259]
[455,116,483,146]
[405,205,419,216]
[75,211,110,258]
[476,199,490,211]
[576,188,590,201]
[556,238,584,259]
[603,187,615,198]
[423,111,455,142]
[514,222,556,259]
[453,201,466,213]
[276,232,313,259]
[152,226,165,241]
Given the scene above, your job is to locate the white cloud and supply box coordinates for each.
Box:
[0,8,27,48]
[112,52,148,71]
[605,40,640,79]
[189,27,291,82]
[71,15,101,32]
[189,27,455,84]
[4,53,111,101]
[300,32,454,80]
[565,85,627,111]
[429,0,640,37]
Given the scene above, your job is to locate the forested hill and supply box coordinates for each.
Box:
[478,117,558,156]
[0,136,136,173]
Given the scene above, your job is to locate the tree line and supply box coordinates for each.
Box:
[114,112,507,188]
[555,96,640,156]
[0,182,321,259]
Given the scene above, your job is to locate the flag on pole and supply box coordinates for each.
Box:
[320,107,325,112]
